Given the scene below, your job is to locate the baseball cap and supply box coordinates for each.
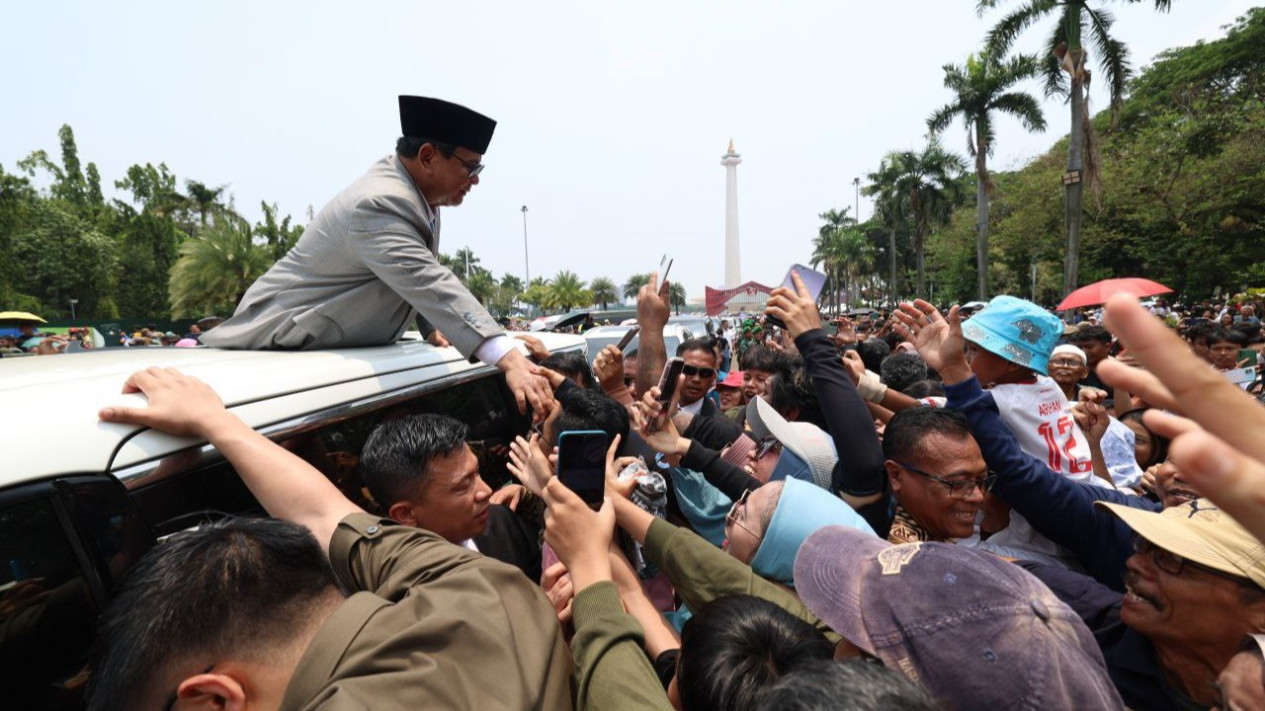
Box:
[794,526,1124,709]
[961,295,1064,375]
[1096,498,1265,587]
[717,371,745,389]
[746,397,837,490]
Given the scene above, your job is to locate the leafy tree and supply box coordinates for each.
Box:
[10,202,117,318]
[465,269,499,307]
[186,180,227,227]
[168,215,272,318]
[452,247,480,281]
[255,201,304,261]
[589,277,618,310]
[864,158,914,304]
[879,141,967,298]
[545,270,590,312]
[521,277,551,313]
[812,208,855,313]
[669,282,687,314]
[928,52,1046,299]
[622,273,651,301]
[0,164,37,305]
[980,0,1175,295]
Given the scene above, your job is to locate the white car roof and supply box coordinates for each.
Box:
[0,333,584,486]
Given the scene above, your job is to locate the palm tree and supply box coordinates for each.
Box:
[885,141,967,299]
[979,0,1174,295]
[623,273,651,301]
[669,282,687,315]
[546,270,590,312]
[465,270,498,306]
[453,247,480,281]
[521,277,551,313]
[185,180,227,227]
[168,215,272,317]
[589,276,618,311]
[812,208,855,314]
[836,228,875,307]
[928,52,1046,300]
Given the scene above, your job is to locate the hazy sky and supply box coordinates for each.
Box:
[2,0,1252,304]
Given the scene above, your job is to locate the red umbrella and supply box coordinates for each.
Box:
[1057,278,1173,311]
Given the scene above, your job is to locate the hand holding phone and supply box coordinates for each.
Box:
[650,357,686,432]
[556,430,611,507]
[616,326,641,352]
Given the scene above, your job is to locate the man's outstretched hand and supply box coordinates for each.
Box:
[498,349,555,422]
[892,300,971,384]
[98,367,232,437]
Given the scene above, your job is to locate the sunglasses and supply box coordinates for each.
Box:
[681,364,716,379]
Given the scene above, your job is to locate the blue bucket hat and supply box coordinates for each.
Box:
[960,295,1064,375]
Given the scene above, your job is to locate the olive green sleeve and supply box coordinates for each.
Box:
[570,581,675,711]
[642,518,839,643]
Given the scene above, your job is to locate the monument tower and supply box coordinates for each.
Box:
[721,139,742,288]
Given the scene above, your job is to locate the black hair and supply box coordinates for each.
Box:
[539,351,598,390]
[902,379,946,399]
[765,366,825,430]
[880,353,929,395]
[87,517,342,711]
[855,338,891,375]
[553,387,630,448]
[756,659,941,711]
[677,595,834,711]
[1184,320,1216,345]
[882,407,973,463]
[1116,407,1170,468]
[741,344,782,373]
[1208,327,1246,347]
[359,413,469,507]
[1067,325,1112,345]
[677,338,719,364]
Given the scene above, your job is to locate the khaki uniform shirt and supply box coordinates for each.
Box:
[279,513,573,710]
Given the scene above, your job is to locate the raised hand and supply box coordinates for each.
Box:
[891,300,970,383]
[765,271,824,340]
[507,433,555,497]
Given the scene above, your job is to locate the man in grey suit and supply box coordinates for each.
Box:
[203,96,552,417]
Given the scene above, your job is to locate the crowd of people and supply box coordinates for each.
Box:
[81,272,1265,711]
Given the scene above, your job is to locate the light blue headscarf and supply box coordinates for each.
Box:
[749,477,876,586]
[670,466,731,548]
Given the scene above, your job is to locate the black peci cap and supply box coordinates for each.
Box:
[398,96,496,154]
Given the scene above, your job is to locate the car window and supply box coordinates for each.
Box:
[0,493,98,710]
[129,372,531,530]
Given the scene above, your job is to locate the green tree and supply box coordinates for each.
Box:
[545,270,590,312]
[928,52,1046,299]
[980,0,1175,296]
[168,215,272,318]
[669,282,687,315]
[589,277,618,310]
[521,277,551,313]
[185,180,227,227]
[453,247,480,281]
[812,208,855,313]
[255,201,304,261]
[465,269,499,308]
[863,158,914,304]
[10,202,117,318]
[0,164,38,305]
[622,273,651,301]
[880,141,966,298]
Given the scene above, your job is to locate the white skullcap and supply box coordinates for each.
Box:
[1052,344,1087,363]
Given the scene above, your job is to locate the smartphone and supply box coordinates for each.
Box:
[765,264,829,329]
[650,357,686,431]
[616,326,641,351]
[658,254,673,284]
[1239,348,1257,366]
[557,430,611,507]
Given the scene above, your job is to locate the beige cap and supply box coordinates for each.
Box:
[1096,499,1265,587]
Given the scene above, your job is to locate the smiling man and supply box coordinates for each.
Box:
[202,96,552,420]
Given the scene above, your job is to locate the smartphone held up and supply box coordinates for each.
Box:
[556,430,610,508]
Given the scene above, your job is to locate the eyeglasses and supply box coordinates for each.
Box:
[431,140,485,177]
[1131,536,1252,584]
[1048,359,1085,368]
[894,461,996,499]
[725,489,764,549]
[682,364,716,379]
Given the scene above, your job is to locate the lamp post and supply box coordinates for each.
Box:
[521,205,530,286]
[69,298,78,320]
[852,177,860,223]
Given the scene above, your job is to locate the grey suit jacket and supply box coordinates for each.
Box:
[202,156,503,357]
